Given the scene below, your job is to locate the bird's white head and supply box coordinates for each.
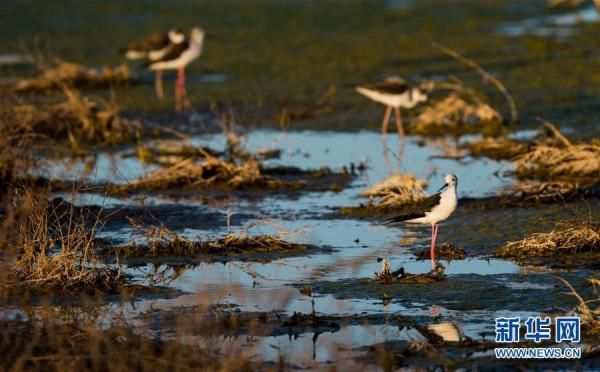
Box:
[168,28,185,44]
[437,173,458,192]
[412,88,428,104]
[190,27,205,44]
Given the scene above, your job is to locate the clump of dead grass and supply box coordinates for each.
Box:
[4,189,123,292]
[508,180,587,204]
[467,137,532,160]
[514,143,600,180]
[0,96,36,184]
[13,86,140,149]
[111,157,296,194]
[504,123,600,181]
[105,218,309,258]
[556,277,600,338]
[360,173,427,209]
[13,61,129,93]
[412,92,503,136]
[497,220,600,259]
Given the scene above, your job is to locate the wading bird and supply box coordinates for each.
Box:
[120,28,185,100]
[147,27,205,112]
[356,76,427,139]
[384,174,458,270]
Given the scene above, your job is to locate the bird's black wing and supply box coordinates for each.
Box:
[357,80,409,95]
[383,192,441,224]
[147,41,189,66]
[123,32,169,53]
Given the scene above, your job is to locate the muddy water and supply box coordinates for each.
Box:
[41,129,595,366]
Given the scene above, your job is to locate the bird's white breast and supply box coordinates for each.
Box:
[356,88,418,109]
[428,188,457,224]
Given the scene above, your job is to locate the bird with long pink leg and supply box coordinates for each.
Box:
[147,27,205,112]
[384,174,458,272]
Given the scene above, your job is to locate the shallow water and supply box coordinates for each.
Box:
[38,128,595,366]
[498,5,599,38]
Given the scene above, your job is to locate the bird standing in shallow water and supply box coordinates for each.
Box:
[356,76,428,139]
[121,28,185,100]
[147,27,205,112]
[384,174,458,270]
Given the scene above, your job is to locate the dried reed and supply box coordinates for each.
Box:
[13,61,129,93]
[360,173,427,209]
[6,189,123,292]
[112,157,294,194]
[497,220,600,258]
[556,277,600,338]
[13,86,140,149]
[107,219,309,257]
[412,93,502,135]
[514,143,600,180]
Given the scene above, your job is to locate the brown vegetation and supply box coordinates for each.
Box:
[12,87,140,149]
[412,92,503,136]
[497,220,600,258]
[467,137,532,160]
[557,277,600,339]
[1,189,124,293]
[514,143,600,180]
[110,157,298,194]
[415,242,466,261]
[0,96,35,185]
[13,61,129,93]
[103,219,310,258]
[361,173,427,208]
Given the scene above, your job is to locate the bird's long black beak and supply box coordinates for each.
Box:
[436,183,448,193]
[206,32,217,40]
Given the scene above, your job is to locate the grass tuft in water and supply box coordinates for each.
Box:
[11,61,129,93]
[497,219,600,258]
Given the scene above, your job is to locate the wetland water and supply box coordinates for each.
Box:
[2,0,599,369]
[44,129,596,368]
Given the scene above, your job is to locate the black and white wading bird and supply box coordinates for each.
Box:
[356,76,428,139]
[147,27,205,112]
[384,174,458,270]
[120,28,185,100]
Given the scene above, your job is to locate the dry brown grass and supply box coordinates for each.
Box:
[467,137,532,160]
[412,92,503,136]
[360,173,427,209]
[105,218,309,258]
[514,143,600,180]
[3,189,123,293]
[497,220,600,258]
[509,180,586,203]
[0,97,36,185]
[13,86,140,150]
[111,157,296,194]
[556,277,600,338]
[13,61,129,93]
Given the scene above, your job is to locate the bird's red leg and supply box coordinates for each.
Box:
[430,224,439,270]
[155,70,164,100]
[174,68,185,112]
[393,107,405,138]
[381,106,392,141]
[180,67,192,110]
